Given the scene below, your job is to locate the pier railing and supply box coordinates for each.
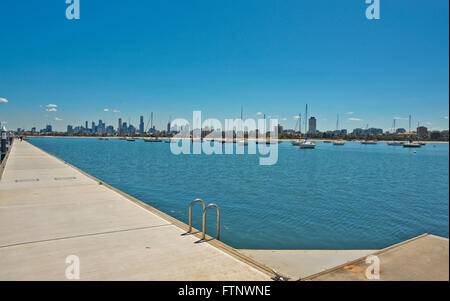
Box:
[0,139,13,180]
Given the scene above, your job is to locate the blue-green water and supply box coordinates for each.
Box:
[28,138,449,250]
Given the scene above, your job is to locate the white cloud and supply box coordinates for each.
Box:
[54,117,63,121]
[104,108,110,112]
[113,109,120,113]
[348,117,362,121]
[46,108,57,112]
[0,97,8,103]
[426,122,432,126]
[345,112,354,115]
[394,116,408,120]
[256,112,263,115]
[46,104,57,108]
[294,116,300,119]
[444,116,449,120]
[281,118,287,121]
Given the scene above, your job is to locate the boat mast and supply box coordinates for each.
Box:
[305,104,308,138]
[409,115,412,141]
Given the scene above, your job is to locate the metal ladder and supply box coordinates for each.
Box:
[187,199,221,241]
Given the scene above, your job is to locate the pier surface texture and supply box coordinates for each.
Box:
[0,141,272,280]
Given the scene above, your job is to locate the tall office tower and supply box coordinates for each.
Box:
[118,118,122,133]
[308,117,317,134]
[122,122,127,133]
[167,121,171,133]
[85,121,88,130]
[139,116,144,133]
[150,112,154,133]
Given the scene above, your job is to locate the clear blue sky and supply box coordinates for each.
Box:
[0,0,448,132]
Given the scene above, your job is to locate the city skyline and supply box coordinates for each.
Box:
[1,1,449,132]
[12,112,446,137]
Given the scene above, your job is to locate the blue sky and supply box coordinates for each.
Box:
[0,0,448,132]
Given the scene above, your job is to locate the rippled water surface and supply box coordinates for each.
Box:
[28,138,449,249]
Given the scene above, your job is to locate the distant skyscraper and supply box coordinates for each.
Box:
[308,117,317,134]
[139,116,144,133]
[167,121,171,133]
[118,118,122,133]
[85,121,88,130]
[417,126,428,137]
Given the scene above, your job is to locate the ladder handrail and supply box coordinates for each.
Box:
[202,203,220,241]
[188,199,206,233]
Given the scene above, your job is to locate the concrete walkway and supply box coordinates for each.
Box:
[0,141,272,280]
[306,234,449,281]
[239,249,376,280]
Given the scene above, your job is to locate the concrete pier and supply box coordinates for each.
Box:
[305,234,449,281]
[0,141,273,280]
[1,140,448,281]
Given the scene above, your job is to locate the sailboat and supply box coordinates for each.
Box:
[299,104,316,149]
[333,114,345,145]
[403,115,421,148]
[300,139,316,149]
[387,119,404,146]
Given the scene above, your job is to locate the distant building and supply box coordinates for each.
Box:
[106,125,115,134]
[139,116,144,133]
[352,128,364,135]
[308,117,317,134]
[128,124,136,134]
[67,125,73,134]
[276,124,283,135]
[167,121,171,133]
[118,118,122,133]
[396,128,406,133]
[45,125,52,133]
[368,128,383,135]
[417,126,428,137]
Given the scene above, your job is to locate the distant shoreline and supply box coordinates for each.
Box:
[27,136,449,144]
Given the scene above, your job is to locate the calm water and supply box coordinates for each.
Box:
[28,138,449,250]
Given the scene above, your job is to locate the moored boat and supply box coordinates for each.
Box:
[144,138,162,142]
[299,140,316,149]
[333,140,345,146]
[387,141,404,146]
[403,141,421,148]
